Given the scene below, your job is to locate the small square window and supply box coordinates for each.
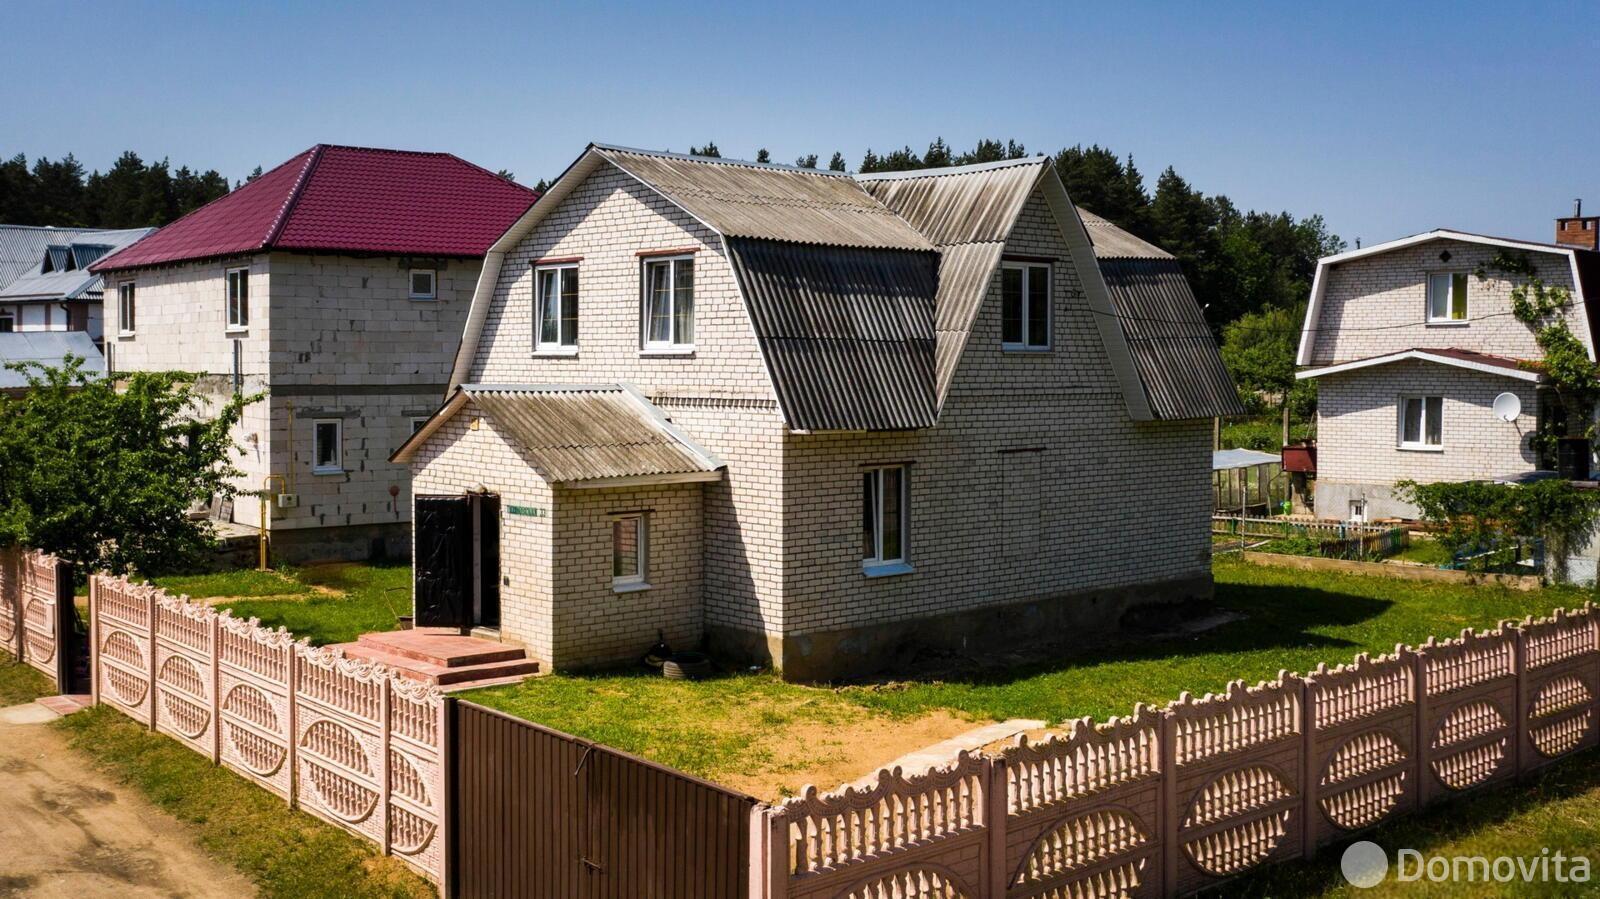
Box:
[1349,500,1367,523]
[612,514,648,590]
[226,268,249,330]
[118,283,137,335]
[312,419,343,473]
[410,269,437,300]
[1426,272,1467,322]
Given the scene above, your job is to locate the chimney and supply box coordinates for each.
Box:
[1557,198,1599,250]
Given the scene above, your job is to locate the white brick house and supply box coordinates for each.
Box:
[91,145,537,561]
[1297,218,1600,520]
[394,145,1239,679]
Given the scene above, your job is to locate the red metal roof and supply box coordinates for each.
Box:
[93,145,537,271]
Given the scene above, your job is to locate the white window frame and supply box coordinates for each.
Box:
[312,419,343,474]
[409,268,437,301]
[611,513,650,592]
[640,254,695,354]
[1000,261,1052,351]
[118,282,136,335]
[862,464,912,576]
[225,267,249,331]
[1426,271,1469,324]
[1348,500,1367,523]
[1398,395,1444,451]
[533,263,580,355]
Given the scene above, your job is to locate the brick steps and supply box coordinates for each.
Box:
[334,629,539,688]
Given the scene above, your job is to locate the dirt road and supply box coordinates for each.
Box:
[0,702,255,898]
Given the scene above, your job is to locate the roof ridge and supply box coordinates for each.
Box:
[592,143,855,177]
[261,144,325,250]
[852,156,1046,181]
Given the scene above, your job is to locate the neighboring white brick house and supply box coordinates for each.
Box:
[91,145,537,561]
[396,145,1237,679]
[1298,230,1600,520]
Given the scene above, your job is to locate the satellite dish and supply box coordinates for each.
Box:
[1492,392,1522,422]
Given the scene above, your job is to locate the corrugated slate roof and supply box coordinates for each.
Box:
[727,238,938,431]
[0,331,105,390]
[1078,208,1173,259]
[594,145,932,251]
[394,384,723,484]
[93,145,538,272]
[857,158,1045,403]
[1098,257,1243,419]
[0,227,151,303]
[0,226,153,296]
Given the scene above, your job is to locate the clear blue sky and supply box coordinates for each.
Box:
[6,1,1596,246]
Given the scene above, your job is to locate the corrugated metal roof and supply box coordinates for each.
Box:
[726,237,938,431]
[93,145,538,272]
[0,226,153,296]
[0,331,105,390]
[1099,257,1243,419]
[1078,209,1173,259]
[594,146,933,251]
[1214,448,1280,471]
[459,385,722,483]
[856,157,1043,245]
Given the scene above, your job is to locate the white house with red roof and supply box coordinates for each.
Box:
[92,144,537,560]
[1296,209,1600,522]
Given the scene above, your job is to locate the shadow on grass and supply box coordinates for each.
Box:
[1232,752,1600,897]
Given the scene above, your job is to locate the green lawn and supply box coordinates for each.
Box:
[56,705,433,899]
[155,562,411,645]
[1234,750,1600,897]
[0,654,52,706]
[469,557,1581,785]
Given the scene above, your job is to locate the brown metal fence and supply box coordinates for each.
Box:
[451,699,760,899]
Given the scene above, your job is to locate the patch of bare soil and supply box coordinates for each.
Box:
[0,706,255,898]
[719,709,977,803]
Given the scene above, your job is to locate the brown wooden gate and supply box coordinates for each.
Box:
[450,699,757,899]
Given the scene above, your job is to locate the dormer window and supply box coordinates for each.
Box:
[1001,261,1051,351]
[1427,272,1468,323]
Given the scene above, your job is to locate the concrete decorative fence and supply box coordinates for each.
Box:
[756,604,1600,898]
[87,574,449,886]
[0,547,74,688]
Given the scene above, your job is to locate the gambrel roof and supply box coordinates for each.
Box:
[452,145,1238,429]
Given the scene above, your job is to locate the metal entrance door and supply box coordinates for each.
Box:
[415,495,472,628]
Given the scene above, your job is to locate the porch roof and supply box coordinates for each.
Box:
[391,383,725,487]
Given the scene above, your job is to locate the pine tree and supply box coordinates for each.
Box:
[795,154,819,169]
[827,152,847,172]
[755,148,771,163]
[923,137,951,168]
[688,142,721,158]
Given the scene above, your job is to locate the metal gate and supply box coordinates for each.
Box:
[450,700,757,898]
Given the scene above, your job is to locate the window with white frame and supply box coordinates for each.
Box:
[642,256,694,349]
[1399,396,1443,449]
[535,264,579,351]
[862,465,909,571]
[118,283,136,334]
[1001,262,1051,350]
[312,419,343,472]
[612,514,648,590]
[1427,272,1468,322]
[410,268,437,300]
[226,268,249,330]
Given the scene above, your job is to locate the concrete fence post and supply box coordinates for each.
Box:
[986,755,1009,896]
[147,587,159,731]
[1299,676,1317,859]
[767,811,788,899]
[379,675,393,855]
[287,643,300,810]
[1159,709,1178,897]
[87,575,100,707]
[1512,625,1529,778]
[1411,649,1430,810]
[209,613,222,764]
